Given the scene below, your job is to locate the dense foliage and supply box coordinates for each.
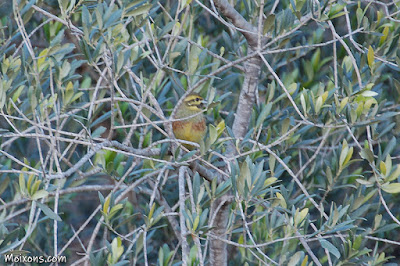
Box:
[1,0,400,265]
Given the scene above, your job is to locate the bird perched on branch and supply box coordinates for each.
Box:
[172,93,207,149]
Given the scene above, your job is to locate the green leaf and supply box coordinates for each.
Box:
[148,203,156,220]
[263,14,275,35]
[264,177,277,188]
[343,147,353,167]
[301,255,308,266]
[125,3,152,17]
[183,0,192,8]
[381,137,396,160]
[192,215,200,231]
[0,176,9,196]
[36,201,62,221]
[158,246,164,266]
[356,178,373,186]
[275,192,287,209]
[103,195,111,214]
[288,251,302,266]
[178,150,197,162]
[31,190,49,201]
[381,182,400,194]
[384,155,392,176]
[256,103,272,128]
[188,45,201,75]
[126,0,147,9]
[356,7,363,26]
[300,93,307,114]
[360,148,374,163]
[29,180,41,196]
[60,0,69,12]
[19,172,26,195]
[353,235,363,250]
[319,238,340,259]
[193,172,200,204]
[294,208,308,227]
[108,237,124,264]
[315,96,323,114]
[339,140,349,168]
[329,11,347,19]
[269,156,276,175]
[12,85,25,103]
[386,165,400,182]
[281,118,290,135]
[288,83,297,95]
[374,214,382,230]
[108,204,124,219]
[339,97,349,112]
[379,26,389,46]
[238,160,251,195]
[216,120,225,137]
[60,61,71,79]
[209,124,217,145]
[326,166,333,185]
[361,90,378,97]
[27,174,34,193]
[104,9,123,29]
[367,46,374,69]
[94,6,103,29]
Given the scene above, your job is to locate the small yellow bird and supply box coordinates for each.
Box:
[172,93,207,149]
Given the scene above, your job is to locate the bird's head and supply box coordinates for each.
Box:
[182,93,207,112]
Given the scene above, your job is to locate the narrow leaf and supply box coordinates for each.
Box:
[36,201,62,221]
[367,46,374,68]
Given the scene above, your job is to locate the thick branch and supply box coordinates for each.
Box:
[190,161,214,182]
[212,0,258,47]
[208,1,264,266]
[178,167,190,265]
[231,49,262,137]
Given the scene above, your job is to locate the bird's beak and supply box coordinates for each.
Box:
[200,99,207,109]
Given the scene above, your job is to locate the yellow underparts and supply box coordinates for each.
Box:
[172,119,206,149]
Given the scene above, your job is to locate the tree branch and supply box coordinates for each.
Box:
[211,0,258,47]
[207,0,265,265]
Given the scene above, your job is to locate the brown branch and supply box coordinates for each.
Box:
[190,161,215,182]
[206,0,265,265]
[212,0,258,47]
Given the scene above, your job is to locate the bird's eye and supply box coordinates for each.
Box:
[196,97,200,101]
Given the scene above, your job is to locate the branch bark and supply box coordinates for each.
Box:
[209,0,263,265]
[232,49,262,137]
[212,0,258,47]
[179,166,190,265]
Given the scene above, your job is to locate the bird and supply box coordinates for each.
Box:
[172,93,207,149]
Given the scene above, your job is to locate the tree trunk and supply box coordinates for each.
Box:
[209,1,263,264]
